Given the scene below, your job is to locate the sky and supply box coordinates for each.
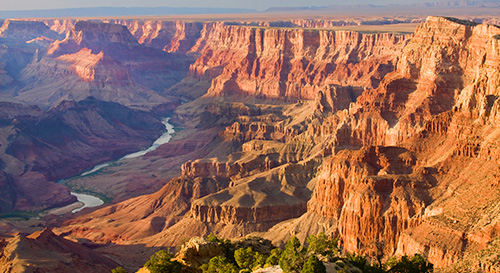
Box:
[1,0,434,11]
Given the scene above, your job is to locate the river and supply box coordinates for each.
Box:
[69,117,175,213]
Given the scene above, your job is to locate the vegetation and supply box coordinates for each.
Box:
[307,232,338,257]
[279,236,307,273]
[200,256,239,273]
[442,17,478,26]
[234,247,265,270]
[206,233,235,264]
[111,267,127,273]
[265,248,282,267]
[301,255,326,273]
[345,253,385,273]
[0,210,41,220]
[144,250,182,273]
[385,254,434,273]
[139,234,434,273]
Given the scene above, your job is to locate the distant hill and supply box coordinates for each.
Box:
[265,0,500,12]
[0,7,256,19]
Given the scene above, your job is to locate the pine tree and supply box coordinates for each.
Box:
[301,255,326,273]
[279,236,306,273]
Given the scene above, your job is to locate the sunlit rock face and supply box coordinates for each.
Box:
[3,15,500,272]
[304,16,500,270]
[188,23,410,99]
[1,20,190,108]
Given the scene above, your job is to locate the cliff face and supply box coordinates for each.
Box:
[2,20,190,108]
[0,20,61,41]
[2,19,410,104]
[47,21,139,57]
[110,19,204,54]
[189,24,411,99]
[6,15,500,272]
[302,16,500,270]
[188,161,314,227]
[300,16,500,150]
[308,146,430,257]
[181,102,318,229]
[0,98,164,212]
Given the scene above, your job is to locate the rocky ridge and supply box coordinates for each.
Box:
[129,16,500,271]
[1,20,189,108]
[289,16,500,271]
[0,98,164,212]
[2,19,414,103]
[0,20,62,42]
[189,24,411,100]
[0,228,119,273]
[3,15,500,272]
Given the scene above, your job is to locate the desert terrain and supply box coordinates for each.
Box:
[1,3,500,272]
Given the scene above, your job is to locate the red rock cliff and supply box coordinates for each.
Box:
[189,23,411,99]
[305,16,500,271]
[308,146,430,257]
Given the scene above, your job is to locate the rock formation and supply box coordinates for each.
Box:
[0,20,61,41]
[307,146,431,257]
[0,98,164,212]
[189,23,411,100]
[110,19,205,54]
[0,228,119,273]
[3,14,500,273]
[1,20,190,108]
[175,237,224,268]
[297,16,500,271]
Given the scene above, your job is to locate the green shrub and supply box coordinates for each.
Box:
[111,267,127,273]
[234,247,251,268]
[301,255,326,273]
[385,254,433,273]
[306,232,339,257]
[200,256,239,273]
[345,253,384,273]
[265,248,282,267]
[279,236,306,273]
[207,234,221,243]
[205,234,235,263]
[145,250,182,273]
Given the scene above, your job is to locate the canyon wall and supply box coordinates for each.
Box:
[46,16,500,272]
[8,19,413,103]
[190,24,411,99]
[307,146,430,258]
[0,19,62,41]
[302,16,500,271]
[0,98,165,212]
[5,15,500,272]
[0,20,191,108]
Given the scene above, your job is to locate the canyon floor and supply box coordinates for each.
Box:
[1,6,500,273]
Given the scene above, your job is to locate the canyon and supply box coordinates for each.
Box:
[1,12,500,273]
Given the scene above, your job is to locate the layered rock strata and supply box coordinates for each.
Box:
[302,16,500,271]
[189,24,411,99]
[3,19,413,103]
[0,20,61,41]
[0,98,164,212]
[2,20,190,108]
[4,15,500,272]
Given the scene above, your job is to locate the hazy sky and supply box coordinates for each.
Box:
[2,0,432,11]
